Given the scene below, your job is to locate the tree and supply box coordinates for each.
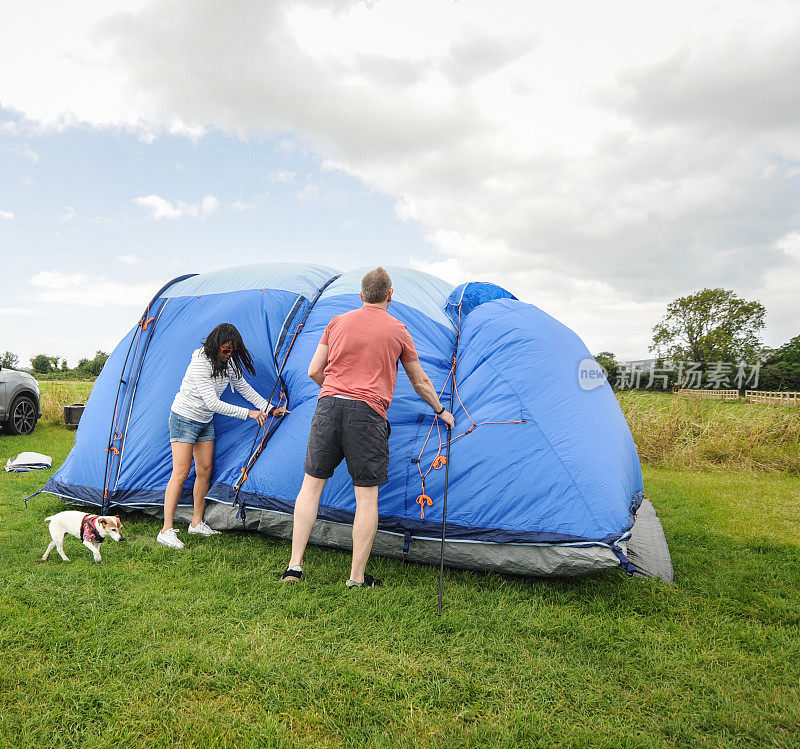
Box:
[650,288,765,368]
[0,351,19,369]
[594,351,619,386]
[75,350,109,377]
[31,354,59,374]
[758,334,800,391]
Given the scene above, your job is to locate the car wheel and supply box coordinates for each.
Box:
[4,395,38,436]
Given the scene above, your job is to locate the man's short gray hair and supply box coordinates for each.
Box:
[361,267,392,303]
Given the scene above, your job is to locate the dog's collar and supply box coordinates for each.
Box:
[80,514,104,544]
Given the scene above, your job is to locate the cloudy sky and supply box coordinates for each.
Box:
[2,0,799,367]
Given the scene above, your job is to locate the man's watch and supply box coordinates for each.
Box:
[266,405,274,416]
[434,405,445,415]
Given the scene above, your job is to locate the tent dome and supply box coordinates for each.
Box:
[41,263,647,576]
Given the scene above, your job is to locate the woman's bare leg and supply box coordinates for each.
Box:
[162,441,193,532]
[191,440,214,527]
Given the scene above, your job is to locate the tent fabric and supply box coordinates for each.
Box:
[162,262,338,299]
[323,267,454,330]
[40,263,648,577]
[444,282,517,328]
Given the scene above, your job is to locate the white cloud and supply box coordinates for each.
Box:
[116,254,140,265]
[3,0,800,354]
[297,183,319,202]
[27,270,155,308]
[168,120,206,140]
[60,206,76,222]
[88,4,798,295]
[133,193,220,219]
[0,210,14,220]
[739,231,800,350]
[29,271,86,289]
[3,143,40,163]
[269,169,296,183]
[134,194,181,219]
[200,194,219,215]
[232,198,254,212]
[0,307,43,316]
[409,254,664,359]
[87,215,117,226]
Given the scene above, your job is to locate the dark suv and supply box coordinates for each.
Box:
[0,366,41,435]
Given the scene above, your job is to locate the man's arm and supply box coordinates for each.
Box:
[402,358,455,429]
[308,344,329,387]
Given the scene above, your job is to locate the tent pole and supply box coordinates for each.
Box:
[232,273,341,511]
[437,346,458,616]
[436,424,452,616]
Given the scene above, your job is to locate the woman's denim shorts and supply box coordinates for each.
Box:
[169,411,215,444]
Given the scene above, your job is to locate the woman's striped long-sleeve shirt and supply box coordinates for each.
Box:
[170,348,272,423]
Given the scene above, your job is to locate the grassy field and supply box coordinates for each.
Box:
[618,391,800,473]
[37,380,95,423]
[1,424,798,747]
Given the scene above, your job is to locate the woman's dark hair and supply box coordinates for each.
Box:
[202,323,256,379]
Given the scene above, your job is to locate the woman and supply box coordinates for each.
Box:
[157,322,289,549]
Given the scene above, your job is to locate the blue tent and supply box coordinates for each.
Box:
[40,263,646,576]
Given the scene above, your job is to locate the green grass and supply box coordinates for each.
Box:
[1,425,799,747]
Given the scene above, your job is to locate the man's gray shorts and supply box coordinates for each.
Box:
[304,396,391,487]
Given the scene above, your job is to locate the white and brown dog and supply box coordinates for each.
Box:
[42,510,124,563]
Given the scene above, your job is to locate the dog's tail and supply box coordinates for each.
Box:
[43,515,55,522]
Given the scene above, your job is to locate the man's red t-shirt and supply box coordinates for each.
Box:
[318,305,418,418]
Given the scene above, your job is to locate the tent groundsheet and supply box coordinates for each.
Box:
[143,502,625,577]
[626,499,674,583]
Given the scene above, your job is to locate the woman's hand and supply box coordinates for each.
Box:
[272,406,291,417]
[248,409,269,426]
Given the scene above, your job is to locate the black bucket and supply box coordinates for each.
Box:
[63,403,85,427]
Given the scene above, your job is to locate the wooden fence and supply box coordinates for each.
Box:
[677,389,740,401]
[745,390,800,407]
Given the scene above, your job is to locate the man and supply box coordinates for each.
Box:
[281,267,456,587]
